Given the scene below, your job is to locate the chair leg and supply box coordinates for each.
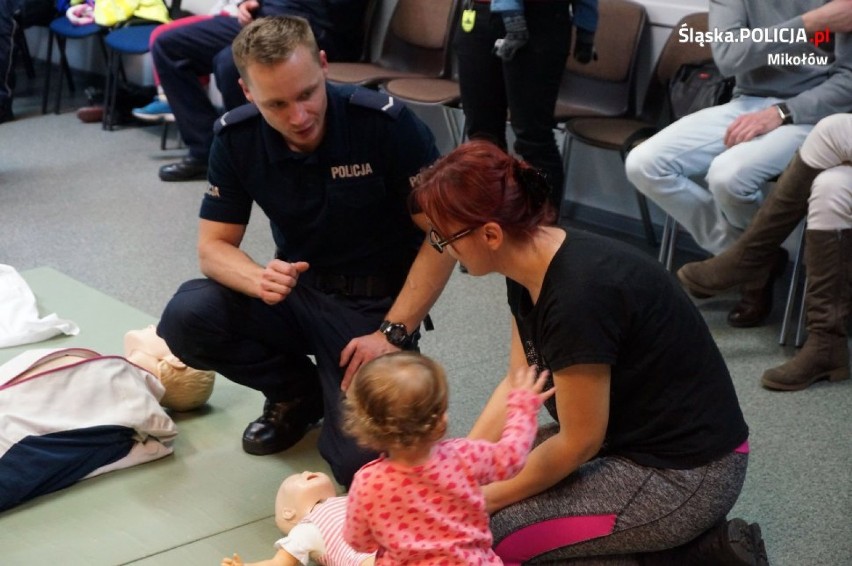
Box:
[658,215,678,271]
[559,130,575,219]
[635,191,658,247]
[161,122,169,150]
[102,49,113,130]
[41,31,55,114]
[103,50,121,130]
[779,227,806,346]
[14,22,36,80]
[441,106,463,148]
[54,36,77,114]
[794,276,808,348]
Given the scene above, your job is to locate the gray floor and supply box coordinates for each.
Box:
[1,65,851,565]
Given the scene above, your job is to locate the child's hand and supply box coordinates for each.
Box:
[222,553,244,566]
[507,365,555,403]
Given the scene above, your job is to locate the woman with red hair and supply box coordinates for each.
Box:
[412,139,767,565]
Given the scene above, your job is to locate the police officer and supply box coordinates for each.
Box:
[157,16,455,488]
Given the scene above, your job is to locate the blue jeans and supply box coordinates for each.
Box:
[625,95,812,254]
[454,1,573,210]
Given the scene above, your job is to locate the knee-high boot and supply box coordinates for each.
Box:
[762,229,851,391]
[677,152,820,297]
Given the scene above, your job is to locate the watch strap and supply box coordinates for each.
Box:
[775,103,793,125]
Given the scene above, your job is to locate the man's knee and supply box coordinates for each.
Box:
[624,142,661,195]
[802,114,852,165]
[158,279,227,352]
[807,168,852,230]
[151,23,188,61]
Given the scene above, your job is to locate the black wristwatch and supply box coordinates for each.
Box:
[774,103,793,125]
[379,320,411,347]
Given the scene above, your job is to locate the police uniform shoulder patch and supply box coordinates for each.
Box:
[214,103,261,134]
[349,87,402,119]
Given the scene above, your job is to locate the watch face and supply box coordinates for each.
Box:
[387,325,408,345]
[382,322,408,346]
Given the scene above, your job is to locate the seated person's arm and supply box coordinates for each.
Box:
[236,0,259,26]
[801,0,852,35]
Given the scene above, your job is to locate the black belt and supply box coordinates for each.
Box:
[302,271,402,298]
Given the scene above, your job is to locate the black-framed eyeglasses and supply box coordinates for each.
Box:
[429,226,476,253]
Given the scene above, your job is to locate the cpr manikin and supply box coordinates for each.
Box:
[222,471,375,566]
[123,325,215,411]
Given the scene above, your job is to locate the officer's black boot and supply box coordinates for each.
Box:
[242,391,324,455]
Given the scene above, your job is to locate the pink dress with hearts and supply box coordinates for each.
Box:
[343,389,542,565]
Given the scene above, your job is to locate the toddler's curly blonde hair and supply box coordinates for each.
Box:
[344,351,448,452]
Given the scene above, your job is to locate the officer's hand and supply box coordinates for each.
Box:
[237,0,259,26]
[339,332,399,391]
[258,260,309,305]
[724,107,782,147]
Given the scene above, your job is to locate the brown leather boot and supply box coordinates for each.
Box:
[726,249,788,328]
[677,152,820,298]
[762,229,851,391]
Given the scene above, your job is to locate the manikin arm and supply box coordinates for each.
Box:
[221,550,299,566]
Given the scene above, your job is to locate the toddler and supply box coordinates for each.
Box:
[342,352,552,564]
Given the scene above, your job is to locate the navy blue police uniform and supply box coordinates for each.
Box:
[158,84,440,486]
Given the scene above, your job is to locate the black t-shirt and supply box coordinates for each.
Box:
[507,229,748,469]
[203,83,439,278]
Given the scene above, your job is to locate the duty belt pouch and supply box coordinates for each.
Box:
[0,348,177,511]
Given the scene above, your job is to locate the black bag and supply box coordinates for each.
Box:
[668,60,735,121]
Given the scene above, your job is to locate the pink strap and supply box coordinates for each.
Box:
[735,440,750,454]
[495,514,617,565]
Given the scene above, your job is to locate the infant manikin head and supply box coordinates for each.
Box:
[275,471,337,534]
[123,325,215,411]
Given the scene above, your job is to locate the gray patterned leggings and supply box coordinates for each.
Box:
[491,427,748,565]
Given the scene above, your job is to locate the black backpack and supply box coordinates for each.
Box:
[668,60,736,121]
